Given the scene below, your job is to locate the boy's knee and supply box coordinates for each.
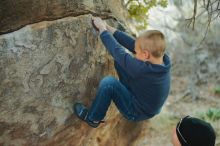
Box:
[100,76,119,87]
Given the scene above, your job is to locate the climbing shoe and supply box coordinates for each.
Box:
[73,102,103,128]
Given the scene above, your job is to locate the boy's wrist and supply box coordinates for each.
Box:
[99,28,107,34]
[106,25,111,30]
[107,25,116,34]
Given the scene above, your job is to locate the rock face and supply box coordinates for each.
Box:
[0,0,126,34]
[0,1,142,146]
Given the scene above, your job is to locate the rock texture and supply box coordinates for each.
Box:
[0,0,127,34]
[0,0,143,146]
[2,1,219,146]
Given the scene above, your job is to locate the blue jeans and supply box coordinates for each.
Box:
[87,62,137,121]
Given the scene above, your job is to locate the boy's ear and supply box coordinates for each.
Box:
[143,50,150,60]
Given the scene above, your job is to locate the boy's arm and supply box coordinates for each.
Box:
[100,30,143,78]
[107,25,136,54]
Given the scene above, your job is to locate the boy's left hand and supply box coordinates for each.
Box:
[92,17,107,33]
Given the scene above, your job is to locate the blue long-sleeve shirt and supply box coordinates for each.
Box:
[100,30,171,118]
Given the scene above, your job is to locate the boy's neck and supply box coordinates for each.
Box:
[148,56,164,65]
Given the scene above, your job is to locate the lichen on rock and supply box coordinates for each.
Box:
[0,0,134,145]
[0,0,148,145]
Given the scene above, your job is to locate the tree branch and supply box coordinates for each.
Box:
[185,0,197,30]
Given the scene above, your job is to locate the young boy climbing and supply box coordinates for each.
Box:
[73,17,171,128]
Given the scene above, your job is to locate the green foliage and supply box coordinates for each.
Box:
[197,108,220,122]
[125,0,168,30]
[157,0,168,7]
[214,85,220,94]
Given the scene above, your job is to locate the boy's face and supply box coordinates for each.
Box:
[134,38,150,61]
[171,127,182,146]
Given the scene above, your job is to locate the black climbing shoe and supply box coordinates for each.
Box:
[73,103,102,128]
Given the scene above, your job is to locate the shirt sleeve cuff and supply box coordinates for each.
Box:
[100,30,111,38]
[113,30,120,37]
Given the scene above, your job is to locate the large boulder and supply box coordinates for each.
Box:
[0,0,144,146]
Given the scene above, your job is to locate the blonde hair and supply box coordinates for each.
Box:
[138,30,166,58]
